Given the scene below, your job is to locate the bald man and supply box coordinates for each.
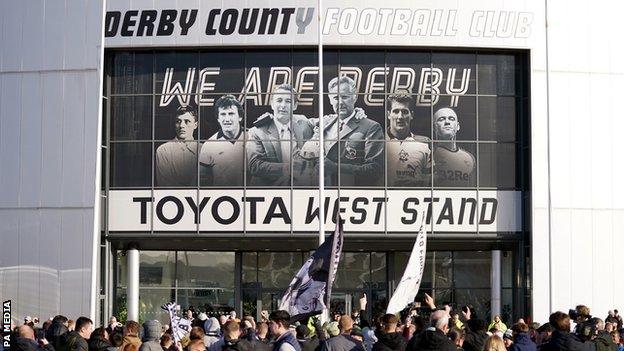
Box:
[432,107,475,187]
[15,325,54,351]
[406,310,456,351]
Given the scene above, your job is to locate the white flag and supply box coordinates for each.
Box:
[386,213,428,315]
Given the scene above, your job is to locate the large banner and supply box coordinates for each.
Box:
[104,0,537,49]
[108,189,521,233]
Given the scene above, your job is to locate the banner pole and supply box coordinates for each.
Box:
[317,0,328,323]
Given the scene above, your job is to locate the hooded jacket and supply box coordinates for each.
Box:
[372,331,407,351]
[406,329,456,351]
[139,320,163,351]
[510,333,537,351]
[203,318,221,349]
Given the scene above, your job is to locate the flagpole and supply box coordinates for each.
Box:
[317,0,328,322]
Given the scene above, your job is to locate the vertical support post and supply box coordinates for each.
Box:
[126,245,140,322]
[491,250,502,320]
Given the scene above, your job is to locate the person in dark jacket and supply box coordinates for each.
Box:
[65,317,94,351]
[139,320,163,351]
[46,316,70,351]
[462,319,488,351]
[510,323,537,351]
[373,314,406,351]
[591,318,617,351]
[541,312,595,351]
[14,325,55,351]
[297,324,320,351]
[406,310,456,351]
[270,311,302,351]
[88,327,111,351]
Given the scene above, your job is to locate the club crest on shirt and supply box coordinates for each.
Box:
[345,144,357,160]
[399,149,409,162]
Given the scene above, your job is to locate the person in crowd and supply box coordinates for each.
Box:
[269,310,301,351]
[448,328,466,351]
[462,319,488,351]
[613,310,623,331]
[14,324,55,351]
[592,318,617,351]
[120,321,142,350]
[541,311,594,351]
[46,315,70,351]
[256,322,271,346]
[186,339,205,351]
[509,323,536,351]
[139,320,163,351]
[89,327,112,351]
[297,324,319,351]
[406,310,456,351]
[108,331,125,351]
[610,331,623,351]
[159,333,175,351]
[107,317,121,335]
[321,315,364,351]
[123,344,139,351]
[484,335,507,351]
[203,317,221,349]
[536,323,554,351]
[489,316,508,333]
[450,313,464,330]
[68,320,76,332]
[373,314,406,351]
[210,320,253,351]
[65,317,94,351]
[606,312,618,329]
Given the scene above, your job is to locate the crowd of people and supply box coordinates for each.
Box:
[6,299,624,351]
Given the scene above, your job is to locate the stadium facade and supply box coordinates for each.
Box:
[1,0,622,326]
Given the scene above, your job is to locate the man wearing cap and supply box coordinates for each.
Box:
[199,95,246,186]
[322,315,365,351]
[155,105,200,186]
[247,84,314,186]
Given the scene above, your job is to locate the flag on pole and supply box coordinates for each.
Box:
[386,212,428,315]
[161,302,192,343]
[280,218,344,322]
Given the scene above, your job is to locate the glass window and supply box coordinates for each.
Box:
[386,140,432,187]
[432,52,477,95]
[478,143,517,189]
[502,251,513,288]
[199,140,245,187]
[177,288,235,314]
[242,252,257,283]
[455,288,491,320]
[257,252,303,289]
[110,96,153,141]
[199,51,245,94]
[139,289,174,324]
[432,96,476,141]
[371,252,387,285]
[339,140,385,187]
[334,252,370,289]
[115,251,127,288]
[453,251,491,288]
[177,251,235,288]
[139,251,176,287]
[477,54,517,96]
[478,96,517,142]
[111,51,153,95]
[110,142,152,187]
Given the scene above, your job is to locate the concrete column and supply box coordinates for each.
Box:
[127,246,140,322]
[491,250,502,320]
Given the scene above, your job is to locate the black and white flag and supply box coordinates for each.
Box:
[386,210,428,314]
[279,219,344,322]
[161,302,192,342]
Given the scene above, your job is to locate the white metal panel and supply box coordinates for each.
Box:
[61,72,86,206]
[0,74,23,207]
[59,210,87,317]
[547,72,571,209]
[18,212,41,317]
[610,74,624,209]
[21,0,45,71]
[1,2,23,72]
[591,209,615,318]
[0,211,20,310]
[588,73,613,209]
[568,209,593,307]
[529,70,549,209]
[567,73,591,209]
[19,73,43,207]
[39,210,62,316]
[549,208,572,312]
[530,207,551,323]
[82,72,100,204]
[40,73,65,207]
[86,0,105,69]
[43,0,66,71]
[64,0,88,70]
